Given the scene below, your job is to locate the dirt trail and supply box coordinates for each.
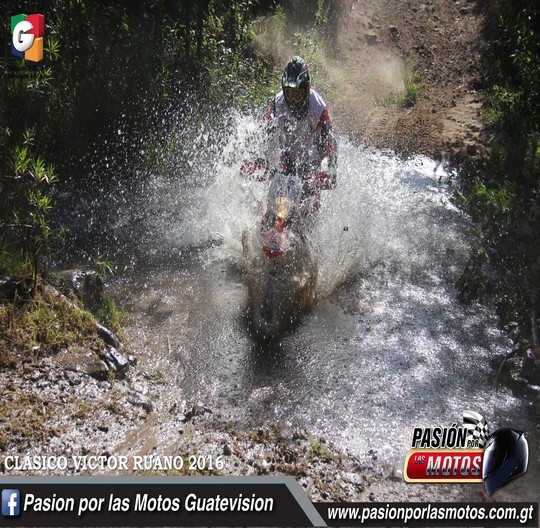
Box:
[327,0,486,161]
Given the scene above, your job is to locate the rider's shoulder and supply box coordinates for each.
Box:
[308,89,327,118]
[273,88,327,120]
[309,88,326,105]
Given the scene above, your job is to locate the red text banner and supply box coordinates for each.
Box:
[404,449,484,483]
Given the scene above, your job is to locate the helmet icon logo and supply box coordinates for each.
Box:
[482,428,529,496]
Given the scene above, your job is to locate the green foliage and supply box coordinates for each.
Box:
[398,59,420,108]
[250,5,287,97]
[44,38,61,62]
[482,1,540,180]
[1,131,59,284]
[315,0,330,30]
[487,3,540,129]
[199,1,272,108]
[0,0,277,272]
[375,58,420,109]
[310,441,334,461]
[456,2,540,327]
[0,286,98,359]
[294,32,319,65]
[1,0,271,181]
[94,254,116,278]
[95,297,126,335]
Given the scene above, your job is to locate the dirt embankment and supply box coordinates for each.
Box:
[327,0,487,163]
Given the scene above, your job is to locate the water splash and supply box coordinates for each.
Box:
[131,115,462,301]
[92,112,536,501]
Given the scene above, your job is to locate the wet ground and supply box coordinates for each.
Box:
[104,134,539,503]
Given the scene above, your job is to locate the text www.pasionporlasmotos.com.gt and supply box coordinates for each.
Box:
[324,503,537,526]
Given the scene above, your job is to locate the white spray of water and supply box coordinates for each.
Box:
[142,114,462,302]
[313,141,461,296]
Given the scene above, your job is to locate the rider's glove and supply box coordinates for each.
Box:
[314,169,337,190]
[240,158,268,181]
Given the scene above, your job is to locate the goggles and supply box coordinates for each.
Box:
[284,86,308,106]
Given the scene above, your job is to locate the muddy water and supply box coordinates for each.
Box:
[99,117,538,502]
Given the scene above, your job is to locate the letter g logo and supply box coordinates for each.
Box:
[12,20,34,52]
[10,14,45,62]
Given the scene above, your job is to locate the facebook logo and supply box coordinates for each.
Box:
[1,489,21,517]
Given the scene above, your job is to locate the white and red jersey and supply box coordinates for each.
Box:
[265,88,337,174]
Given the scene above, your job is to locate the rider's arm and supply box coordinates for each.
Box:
[315,107,337,189]
[262,97,276,125]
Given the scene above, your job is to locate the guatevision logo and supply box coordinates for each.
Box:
[11,13,45,62]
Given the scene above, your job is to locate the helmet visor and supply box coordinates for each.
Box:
[482,446,500,479]
[284,86,308,106]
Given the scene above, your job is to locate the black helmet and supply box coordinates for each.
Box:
[282,56,310,117]
[482,428,528,496]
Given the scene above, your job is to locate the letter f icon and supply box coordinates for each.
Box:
[2,489,20,517]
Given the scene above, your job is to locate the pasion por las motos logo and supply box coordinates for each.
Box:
[403,410,529,495]
[404,410,489,484]
[10,13,45,62]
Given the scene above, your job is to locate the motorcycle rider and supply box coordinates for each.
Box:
[241,55,338,214]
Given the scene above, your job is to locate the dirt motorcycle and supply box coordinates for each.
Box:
[242,163,334,341]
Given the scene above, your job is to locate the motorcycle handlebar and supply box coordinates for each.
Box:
[240,159,269,181]
[240,161,336,190]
